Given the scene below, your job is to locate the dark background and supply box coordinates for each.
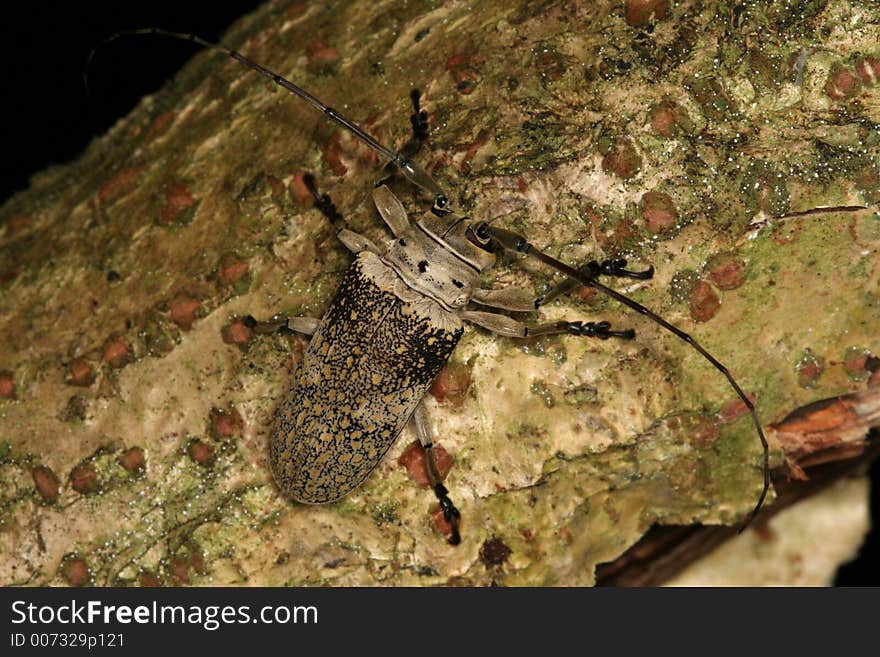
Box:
[0,1,263,204]
[0,2,877,585]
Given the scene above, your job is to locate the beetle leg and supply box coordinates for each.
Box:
[376,88,431,187]
[535,259,655,308]
[471,286,538,312]
[459,310,634,340]
[371,185,409,237]
[286,317,320,335]
[337,228,384,255]
[409,89,430,143]
[392,88,430,162]
[412,402,461,546]
[244,315,320,336]
[303,174,386,254]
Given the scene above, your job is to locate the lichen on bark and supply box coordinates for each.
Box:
[1,0,878,586]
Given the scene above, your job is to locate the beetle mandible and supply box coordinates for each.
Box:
[97,28,771,545]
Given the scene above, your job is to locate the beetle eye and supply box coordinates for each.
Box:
[466,224,493,252]
[431,195,452,216]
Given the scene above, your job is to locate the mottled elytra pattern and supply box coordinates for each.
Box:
[270,253,463,503]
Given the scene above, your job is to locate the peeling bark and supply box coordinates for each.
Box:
[598,384,880,586]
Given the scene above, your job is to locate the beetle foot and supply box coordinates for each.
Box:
[592,258,654,280]
[409,89,429,142]
[435,483,461,546]
[567,320,635,340]
[303,173,344,226]
[244,314,293,335]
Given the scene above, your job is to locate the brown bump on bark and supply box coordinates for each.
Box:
[190,550,205,575]
[430,506,455,541]
[639,191,678,233]
[825,65,861,100]
[98,166,144,204]
[688,280,720,322]
[61,395,88,423]
[221,318,255,346]
[169,556,191,584]
[479,536,512,567]
[446,54,480,94]
[32,465,60,502]
[216,255,249,286]
[160,182,196,223]
[286,336,306,373]
[0,371,15,398]
[61,557,90,587]
[144,111,176,143]
[397,441,453,488]
[306,40,340,74]
[571,286,599,303]
[602,138,642,180]
[0,269,17,286]
[649,101,677,137]
[625,0,670,27]
[845,354,867,372]
[103,337,132,369]
[428,362,472,406]
[692,415,720,447]
[854,164,879,194]
[535,49,568,83]
[718,393,757,424]
[139,570,162,587]
[187,439,214,465]
[210,407,244,438]
[289,170,315,207]
[169,294,203,330]
[321,132,348,176]
[6,213,30,237]
[266,175,285,197]
[752,521,777,543]
[119,447,146,473]
[843,349,869,380]
[796,350,824,388]
[285,2,308,19]
[459,129,491,166]
[70,464,99,494]
[68,358,96,386]
[705,252,746,290]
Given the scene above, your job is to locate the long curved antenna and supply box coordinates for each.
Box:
[86,28,450,211]
[485,224,770,527]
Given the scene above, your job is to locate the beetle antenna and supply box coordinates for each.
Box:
[485,225,770,527]
[86,28,450,211]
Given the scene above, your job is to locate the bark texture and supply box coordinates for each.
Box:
[1,0,879,586]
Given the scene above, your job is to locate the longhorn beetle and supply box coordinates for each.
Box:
[93,28,770,545]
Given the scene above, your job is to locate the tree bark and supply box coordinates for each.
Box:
[1,0,879,586]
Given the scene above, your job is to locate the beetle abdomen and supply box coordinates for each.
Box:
[270,252,463,503]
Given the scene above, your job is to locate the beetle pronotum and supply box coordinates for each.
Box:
[93,28,770,545]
